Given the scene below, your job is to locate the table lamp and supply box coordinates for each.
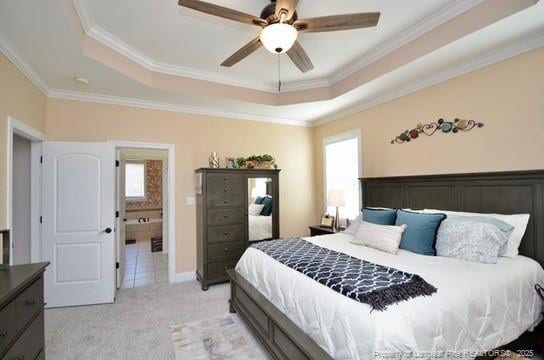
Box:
[327,189,345,232]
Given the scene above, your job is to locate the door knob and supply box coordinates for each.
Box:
[103,228,112,234]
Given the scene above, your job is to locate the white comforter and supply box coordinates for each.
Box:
[235,233,544,359]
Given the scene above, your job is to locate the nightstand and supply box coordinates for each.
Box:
[309,225,342,236]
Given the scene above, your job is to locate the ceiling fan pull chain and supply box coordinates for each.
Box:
[277,54,282,93]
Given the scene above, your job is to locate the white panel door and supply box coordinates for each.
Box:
[42,142,115,307]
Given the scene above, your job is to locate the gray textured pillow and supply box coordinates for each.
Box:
[343,214,362,235]
[436,220,509,264]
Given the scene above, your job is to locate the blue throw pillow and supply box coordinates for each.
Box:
[362,208,397,225]
[260,196,273,216]
[254,196,265,205]
[396,210,446,256]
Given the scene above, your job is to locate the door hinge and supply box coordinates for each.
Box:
[115,160,120,167]
[116,262,120,269]
[116,211,120,218]
[39,216,42,224]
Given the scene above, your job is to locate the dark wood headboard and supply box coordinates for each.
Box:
[360,170,544,266]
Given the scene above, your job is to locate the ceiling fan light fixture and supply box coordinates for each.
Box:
[260,23,298,54]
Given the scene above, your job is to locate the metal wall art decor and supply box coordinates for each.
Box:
[391,118,484,144]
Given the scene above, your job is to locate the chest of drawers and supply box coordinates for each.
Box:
[195,168,280,291]
[0,262,48,360]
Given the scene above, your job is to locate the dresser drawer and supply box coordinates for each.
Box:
[207,208,244,226]
[15,277,44,329]
[207,173,242,189]
[207,241,244,261]
[0,301,17,355]
[207,224,244,244]
[3,310,44,360]
[207,259,238,280]
[207,193,243,207]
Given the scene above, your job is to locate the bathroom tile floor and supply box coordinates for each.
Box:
[122,238,168,288]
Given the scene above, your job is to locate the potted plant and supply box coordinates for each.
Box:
[245,154,275,169]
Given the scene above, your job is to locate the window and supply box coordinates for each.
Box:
[125,162,146,199]
[324,130,361,220]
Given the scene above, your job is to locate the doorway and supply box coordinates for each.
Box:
[117,148,169,288]
[110,140,176,289]
[12,134,31,264]
[6,116,45,266]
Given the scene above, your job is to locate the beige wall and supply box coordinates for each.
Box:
[45,99,316,273]
[0,53,46,262]
[2,44,543,273]
[313,47,544,217]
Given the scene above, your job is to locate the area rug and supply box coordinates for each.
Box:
[171,314,268,360]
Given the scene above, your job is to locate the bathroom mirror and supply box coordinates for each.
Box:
[247,177,274,242]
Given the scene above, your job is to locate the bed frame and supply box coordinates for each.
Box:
[228,170,544,359]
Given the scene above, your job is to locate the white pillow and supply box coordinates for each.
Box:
[423,209,530,257]
[248,203,265,216]
[343,214,362,235]
[351,221,407,254]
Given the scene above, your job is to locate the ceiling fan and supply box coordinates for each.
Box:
[178,0,380,73]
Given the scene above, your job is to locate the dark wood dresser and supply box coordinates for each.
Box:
[0,262,49,360]
[195,168,280,290]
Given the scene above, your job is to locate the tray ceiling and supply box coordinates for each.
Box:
[0,0,543,125]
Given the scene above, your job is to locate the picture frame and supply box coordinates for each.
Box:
[320,215,334,228]
[225,157,237,169]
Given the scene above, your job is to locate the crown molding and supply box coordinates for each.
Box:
[72,0,483,94]
[314,30,544,127]
[328,0,485,85]
[0,33,50,94]
[48,89,312,127]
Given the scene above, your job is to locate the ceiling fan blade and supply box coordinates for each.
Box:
[178,0,267,27]
[294,12,380,33]
[275,0,299,21]
[221,37,263,67]
[287,41,313,73]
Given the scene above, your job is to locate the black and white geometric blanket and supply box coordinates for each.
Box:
[252,238,437,311]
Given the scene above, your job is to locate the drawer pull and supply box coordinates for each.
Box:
[223,231,229,235]
[223,188,228,192]
[25,297,38,306]
[0,329,6,337]
[224,247,229,252]
[223,200,228,204]
[223,176,228,180]
[223,214,229,219]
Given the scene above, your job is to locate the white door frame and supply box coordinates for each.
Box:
[6,116,46,264]
[108,140,176,284]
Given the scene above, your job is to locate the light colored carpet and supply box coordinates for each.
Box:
[45,281,270,360]
[171,315,268,360]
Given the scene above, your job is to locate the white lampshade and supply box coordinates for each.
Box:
[327,189,346,207]
[259,23,298,54]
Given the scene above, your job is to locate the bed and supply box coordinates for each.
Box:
[228,170,544,360]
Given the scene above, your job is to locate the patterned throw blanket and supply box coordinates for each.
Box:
[252,238,437,311]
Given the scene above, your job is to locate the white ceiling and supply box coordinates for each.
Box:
[82,0,454,85]
[0,0,543,126]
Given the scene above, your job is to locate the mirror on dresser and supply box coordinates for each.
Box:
[1,230,9,268]
[246,176,275,242]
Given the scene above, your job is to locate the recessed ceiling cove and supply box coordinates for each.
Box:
[66,0,538,105]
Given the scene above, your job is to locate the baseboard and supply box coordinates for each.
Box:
[174,271,196,283]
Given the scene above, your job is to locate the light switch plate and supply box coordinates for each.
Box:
[186,196,196,205]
